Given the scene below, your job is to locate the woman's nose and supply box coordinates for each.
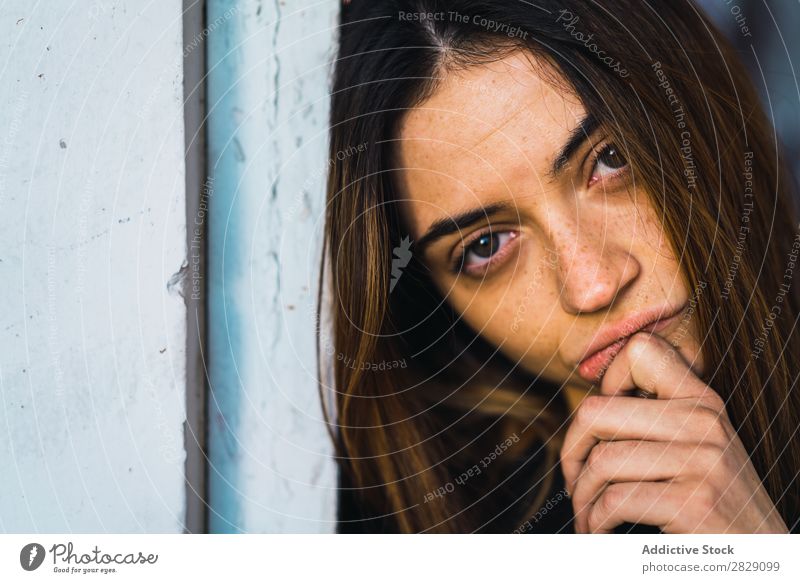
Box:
[551,230,641,314]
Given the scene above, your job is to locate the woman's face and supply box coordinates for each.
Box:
[395,50,704,393]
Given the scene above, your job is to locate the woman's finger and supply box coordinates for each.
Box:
[571,440,723,533]
[599,332,719,410]
[585,481,681,533]
[560,396,732,493]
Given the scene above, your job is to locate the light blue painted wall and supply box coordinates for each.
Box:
[206,0,338,533]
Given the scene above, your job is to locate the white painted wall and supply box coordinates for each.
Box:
[0,1,188,532]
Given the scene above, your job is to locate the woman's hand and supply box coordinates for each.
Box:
[560,332,789,534]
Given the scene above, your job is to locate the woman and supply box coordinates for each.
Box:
[320,0,800,533]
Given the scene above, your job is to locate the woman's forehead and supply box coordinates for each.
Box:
[397,50,583,144]
[394,51,586,237]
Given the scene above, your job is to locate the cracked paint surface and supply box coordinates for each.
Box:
[206,0,338,533]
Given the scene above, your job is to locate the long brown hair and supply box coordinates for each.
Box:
[320,0,800,533]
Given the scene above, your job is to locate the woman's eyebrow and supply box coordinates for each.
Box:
[412,114,597,255]
[415,202,512,253]
[548,113,599,179]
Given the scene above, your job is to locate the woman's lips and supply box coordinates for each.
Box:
[577,336,630,383]
[576,309,685,383]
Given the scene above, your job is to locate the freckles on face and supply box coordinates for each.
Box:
[394,50,702,390]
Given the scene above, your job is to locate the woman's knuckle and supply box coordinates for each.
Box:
[700,388,726,411]
[693,483,719,514]
[693,407,728,443]
[587,508,602,532]
[626,333,653,359]
[576,395,605,425]
[586,442,608,470]
[694,443,724,468]
[599,484,625,514]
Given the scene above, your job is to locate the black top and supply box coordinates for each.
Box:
[337,452,660,534]
[337,458,800,533]
[337,424,796,533]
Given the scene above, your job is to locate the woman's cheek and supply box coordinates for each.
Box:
[441,238,565,371]
[497,294,565,376]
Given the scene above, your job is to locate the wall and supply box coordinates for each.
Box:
[0,0,188,532]
[206,0,339,532]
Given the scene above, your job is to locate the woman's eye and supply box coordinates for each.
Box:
[589,143,628,184]
[454,230,518,274]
